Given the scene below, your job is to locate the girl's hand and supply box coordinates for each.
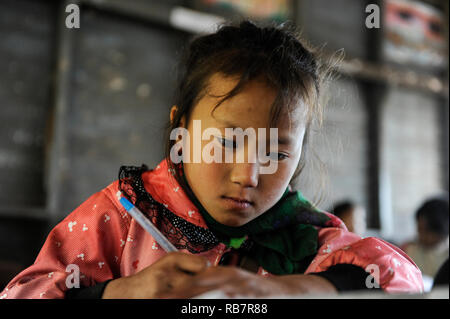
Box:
[102,252,209,299]
[166,266,338,298]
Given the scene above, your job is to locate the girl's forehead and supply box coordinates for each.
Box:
[205,72,269,90]
[198,73,306,131]
[209,98,306,136]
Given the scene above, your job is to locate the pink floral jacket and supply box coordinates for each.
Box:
[1,159,423,298]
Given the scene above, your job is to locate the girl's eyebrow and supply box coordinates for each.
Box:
[214,119,294,146]
[277,136,294,146]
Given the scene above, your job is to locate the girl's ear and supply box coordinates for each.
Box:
[170,105,186,127]
[170,105,178,124]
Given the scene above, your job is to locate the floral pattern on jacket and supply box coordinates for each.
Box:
[1,159,423,298]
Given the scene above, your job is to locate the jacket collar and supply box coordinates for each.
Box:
[141,159,209,229]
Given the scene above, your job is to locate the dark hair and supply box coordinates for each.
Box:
[330,201,355,219]
[165,20,335,197]
[415,195,449,236]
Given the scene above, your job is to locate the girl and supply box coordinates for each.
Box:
[2,20,423,299]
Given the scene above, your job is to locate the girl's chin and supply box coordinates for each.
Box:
[212,211,254,227]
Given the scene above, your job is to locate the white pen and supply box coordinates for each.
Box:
[119,197,178,253]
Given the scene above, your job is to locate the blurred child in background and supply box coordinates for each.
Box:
[330,200,367,237]
[401,195,449,291]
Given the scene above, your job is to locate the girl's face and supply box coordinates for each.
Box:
[177,73,306,227]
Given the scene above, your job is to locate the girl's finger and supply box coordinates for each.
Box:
[165,252,209,274]
[166,269,237,298]
[192,266,249,287]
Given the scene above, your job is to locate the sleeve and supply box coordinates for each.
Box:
[311,264,374,291]
[305,228,424,294]
[0,182,130,299]
[432,258,449,288]
[65,279,113,299]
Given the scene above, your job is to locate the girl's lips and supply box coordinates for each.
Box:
[221,196,253,210]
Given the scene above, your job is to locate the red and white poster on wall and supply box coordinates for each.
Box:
[383,0,446,69]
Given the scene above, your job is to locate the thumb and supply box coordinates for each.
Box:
[166,252,210,275]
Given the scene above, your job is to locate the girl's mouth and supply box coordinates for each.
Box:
[221,196,253,210]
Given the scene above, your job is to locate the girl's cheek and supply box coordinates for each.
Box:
[265,165,293,198]
[269,162,292,184]
[187,162,224,188]
[259,174,287,202]
[202,162,225,183]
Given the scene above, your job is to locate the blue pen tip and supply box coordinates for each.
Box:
[119,197,134,212]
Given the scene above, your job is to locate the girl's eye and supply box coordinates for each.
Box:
[215,137,288,160]
[216,136,237,149]
[267,152,289,161]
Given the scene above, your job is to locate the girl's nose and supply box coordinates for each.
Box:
[230,163,259,188]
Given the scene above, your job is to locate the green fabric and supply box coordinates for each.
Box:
[180,169,331,275]
[229,236,247,249]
